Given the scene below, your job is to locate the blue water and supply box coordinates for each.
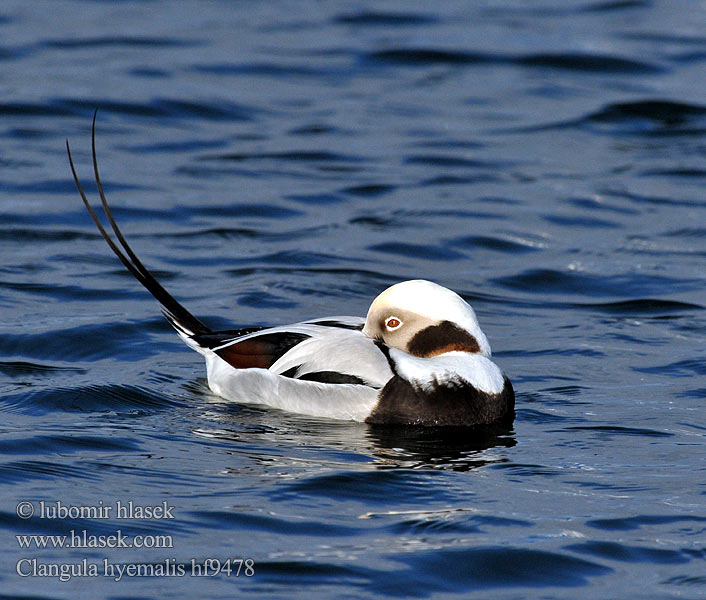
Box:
[1,1,705,598]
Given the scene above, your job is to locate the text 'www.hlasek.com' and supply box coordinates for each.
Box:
[14,500,255,582]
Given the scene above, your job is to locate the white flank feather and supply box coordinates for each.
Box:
[204,353,379,422]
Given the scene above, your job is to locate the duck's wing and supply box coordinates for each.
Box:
[192,316,394,389]
[191,325,308,369]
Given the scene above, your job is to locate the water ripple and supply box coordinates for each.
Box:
[586,515,706,532]
[586,99,706,135]
[0,461,96,484]
[449,235,543,254]
[634,358,706,377]
[564,426,673,438]
[42,36,200,49]
[0,361,86,378]
[0,97,257,121]
[191,62,330,79]
[0,433,141,455]
[0,321,171,362]
[190,509,357,536]
[1,384,180,415]
[367,48,661,73]
[389,513,532,535]
[202,150,363,163]
[565,541,690,564]
[334,11,437,26]
[385,547,612,592]
[493,268,702,297]
[271,470,451,505]
[576,299,703,315]
[369,242,465,262]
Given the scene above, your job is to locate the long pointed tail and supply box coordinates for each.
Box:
[66,113,211,339]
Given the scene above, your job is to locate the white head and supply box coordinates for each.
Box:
[362,280,491,358]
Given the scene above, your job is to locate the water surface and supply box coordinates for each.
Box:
[1,1,705,598]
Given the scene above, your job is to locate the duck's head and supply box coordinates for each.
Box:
[362,280,491,358]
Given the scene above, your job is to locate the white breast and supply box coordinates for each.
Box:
[388,349,506,395]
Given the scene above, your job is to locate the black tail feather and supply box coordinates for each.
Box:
[67,113,211,337]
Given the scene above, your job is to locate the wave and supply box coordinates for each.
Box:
[517,99,706,137]
[493,268,703,298]
[367,48,661,73]
[1,383,181,415]
[0,97,257,121]
[334,11,436,26]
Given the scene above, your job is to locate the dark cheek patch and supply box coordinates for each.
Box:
[407,321,481,357]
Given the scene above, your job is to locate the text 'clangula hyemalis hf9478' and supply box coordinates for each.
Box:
[66,119,514,427]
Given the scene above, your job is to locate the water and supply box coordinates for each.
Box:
[1,1,705,598]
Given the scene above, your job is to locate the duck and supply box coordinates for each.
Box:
[66,121,514,427]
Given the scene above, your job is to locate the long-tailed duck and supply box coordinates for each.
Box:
[66,121,514,427]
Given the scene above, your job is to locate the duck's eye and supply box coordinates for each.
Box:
[385,316,403,331]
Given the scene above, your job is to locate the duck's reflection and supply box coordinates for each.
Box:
[187,380,516,472]
[365,424,516,471]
